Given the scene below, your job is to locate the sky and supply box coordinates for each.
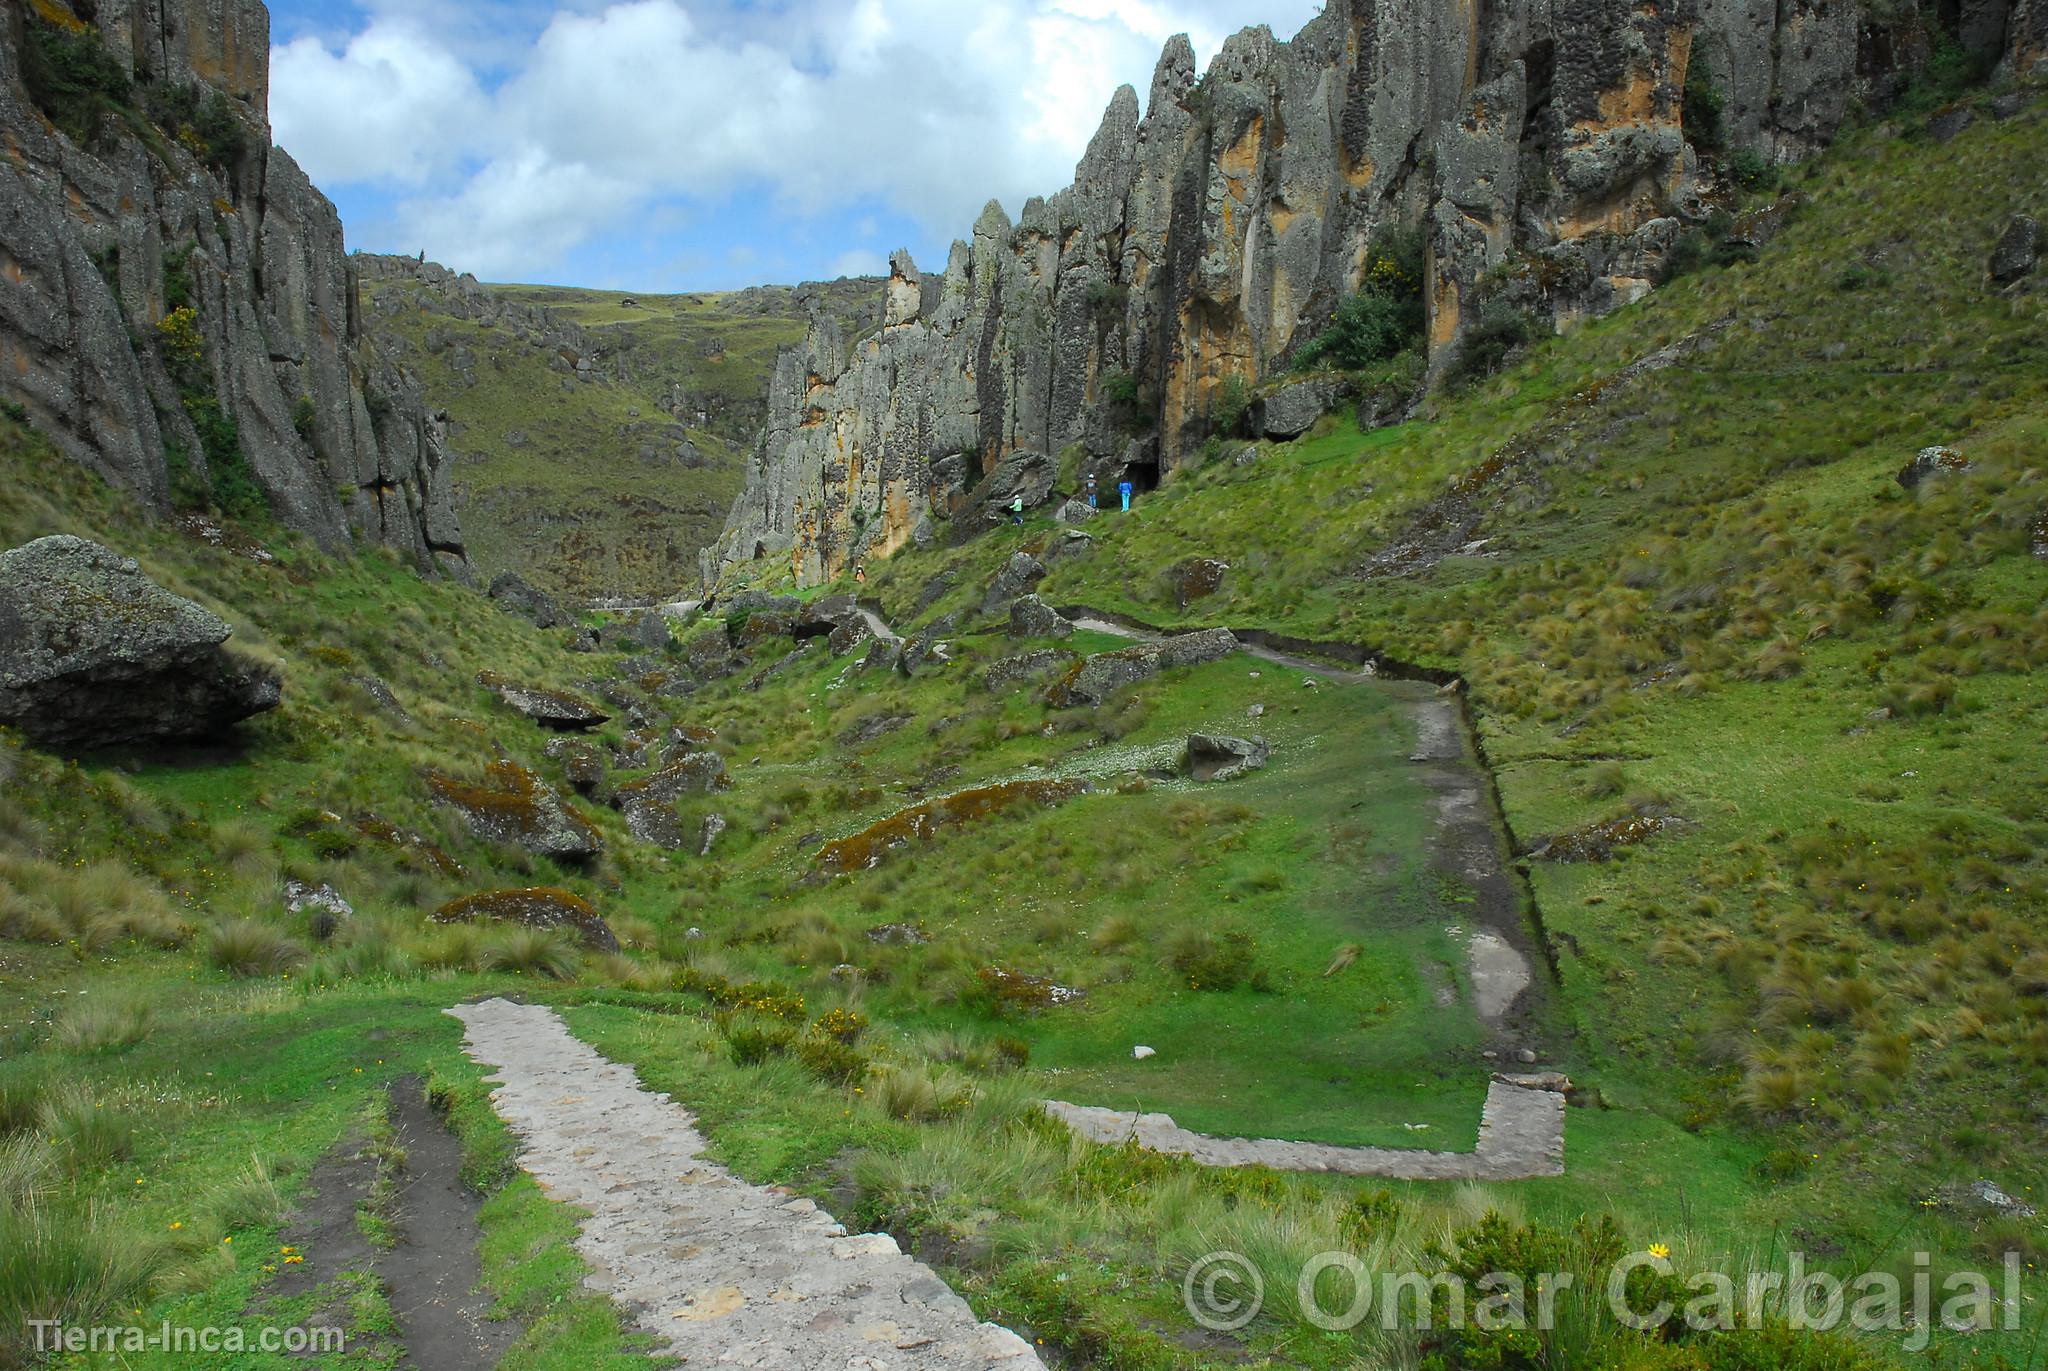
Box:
[265,0,1325,291]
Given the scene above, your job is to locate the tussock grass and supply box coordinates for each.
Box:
[204,920,306,978]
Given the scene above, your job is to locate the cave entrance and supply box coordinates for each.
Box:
[1121,458,1161,498]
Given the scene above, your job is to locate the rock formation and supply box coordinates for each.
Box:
[0,534,279,748]
[706,0,2040,588]
[0,0,464,572]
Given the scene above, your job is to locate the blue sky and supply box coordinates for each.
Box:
[266,0,1324,290]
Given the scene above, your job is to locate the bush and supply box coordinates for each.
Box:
[0,1198,165,1369]
[1167,928,1262,992]
[1683,62,1725,152]
[204,920,306,978]
[144,82,251,175]
[1294,228,1426,371]
[1211,374,1252,439]
[1443,309,1535,388]
[37,1087,137,1170]
[724,1021,795,1066]
[19,17,133,148]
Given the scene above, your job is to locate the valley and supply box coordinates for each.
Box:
[0,0,2044,1367]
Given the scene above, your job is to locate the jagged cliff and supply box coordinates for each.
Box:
[354,256,882,601]
[707,0,2043,588]
[0,0,464,573]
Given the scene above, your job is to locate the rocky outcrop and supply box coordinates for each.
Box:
[708,0,2035,588]
[1185,733,1271,782]
[1991,213,2041,286]
[0,0,463,571]
[0,535,279,749]
[432,887,618,952]
[1008,595,1073,639]
[427,761,602,863]
[478,671,610,731]
[1050,628,1238,706]
[612,752,730,850]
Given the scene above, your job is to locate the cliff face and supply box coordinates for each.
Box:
[0,0,464,573]
[708,0,2042,589]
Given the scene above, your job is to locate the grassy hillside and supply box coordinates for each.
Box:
[2,79,2042,1371]
[809,86,2048,1265]
[359,267,880,604]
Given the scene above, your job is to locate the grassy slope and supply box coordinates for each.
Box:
[359,274,878,604]
[821,92,2048,1272]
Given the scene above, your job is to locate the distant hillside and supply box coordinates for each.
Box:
[358,259,881,602]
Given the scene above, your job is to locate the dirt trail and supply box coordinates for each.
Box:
[448,998,1045,1370]
[266,1077,519,1369]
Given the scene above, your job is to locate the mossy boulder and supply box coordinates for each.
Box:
[433,887,618,951]
[612,752,731,849]
[0,535,280,749]
[1048,628,1238,706]
[478,670,610,731]
[817,778,1085,873]
[426,760,603,862]
[1185,733,1270,782]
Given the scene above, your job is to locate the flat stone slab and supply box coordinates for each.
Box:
[1044,1075,1566,1181]
[448,999,1045,1369]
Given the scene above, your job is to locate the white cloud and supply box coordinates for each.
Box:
[271,0,1325,281]
[270,20,491,186]
[827,248,891,279]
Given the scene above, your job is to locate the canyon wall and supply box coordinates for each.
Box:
[708,0,2040,588]
[0,0,464,572]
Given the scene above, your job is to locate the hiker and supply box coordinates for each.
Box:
[1086,474,1099,509]
[1119,480,1134,512]
[853,563,866,585]
[1010,492,1024,526]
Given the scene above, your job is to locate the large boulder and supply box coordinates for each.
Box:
[598,611,671,652]
[981,649,1072,693]
[477,671,610,731]
[1185,733,1271,782]
[0,536,280,749]
[982,553,1048,614]
[613,752,732,849]
[793,594,861,639]
[1172,558,1229,608]
[487,573,565,629]
[1897,445,1972,489]
[1258,379,1344,439]
[974,450,1056,527]
[433,887,618,951]
[1008,595,1074,639]
[427,760,603,862]
[1991,214,2041,287]
[1050,629,1238,706]
[543,736,609,798]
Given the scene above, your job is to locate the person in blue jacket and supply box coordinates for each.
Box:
[1119,480,1134,512]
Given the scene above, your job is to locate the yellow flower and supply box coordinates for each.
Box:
[169,1221,183,1231]
[1648,1243,1671,1260]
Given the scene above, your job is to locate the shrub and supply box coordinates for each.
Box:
[1683,62,1725,152]
[37,1087,137,1170]
[205,920,306,978]
[1443,309,1534,389]
[794,1037,868,1085]
[868,1064,971,1121]
[0,1198,165,1369]
[724,1021,795,1066]
[1211,374,1252,439]
[19,17,133,149]
[1166,928,1262,992]
[1294,228,1427,371]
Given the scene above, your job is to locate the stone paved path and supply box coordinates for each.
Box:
[1045,1074,1567,1181]
[448,998,1046,1369]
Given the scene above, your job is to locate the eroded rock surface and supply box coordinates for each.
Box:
[0,535,279,748]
